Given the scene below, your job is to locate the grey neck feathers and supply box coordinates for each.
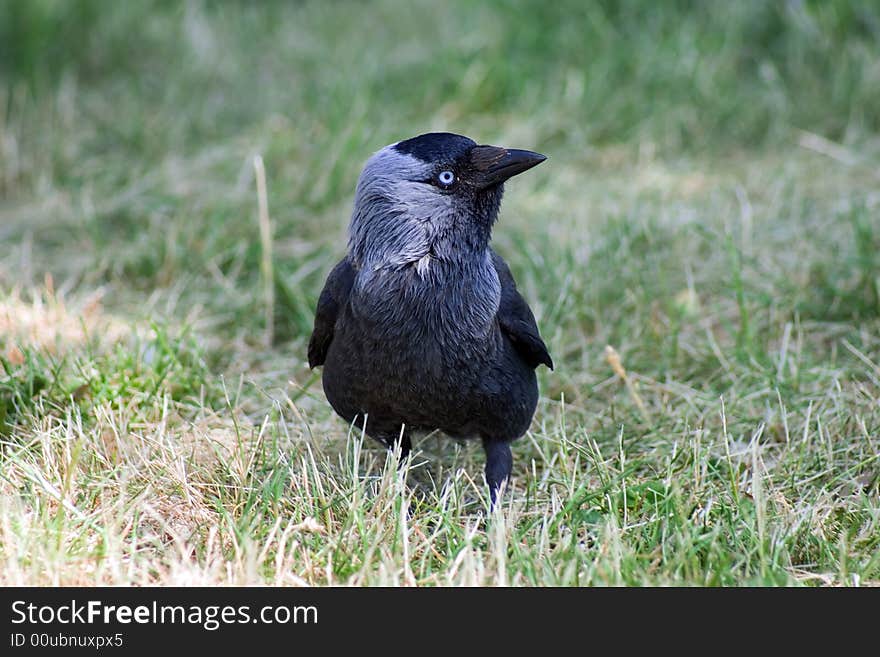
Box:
[347,189,501,272]
[345,167,504,341]
[348,249,502,343]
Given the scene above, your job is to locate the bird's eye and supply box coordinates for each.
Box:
[437,170,455,186]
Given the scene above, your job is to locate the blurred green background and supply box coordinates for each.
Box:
[4,0,880,149]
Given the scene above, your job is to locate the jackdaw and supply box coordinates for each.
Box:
[307,132,552,505]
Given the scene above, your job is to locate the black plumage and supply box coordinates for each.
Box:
[307,132,552,505]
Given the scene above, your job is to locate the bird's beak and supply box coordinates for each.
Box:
[470,145,547,190]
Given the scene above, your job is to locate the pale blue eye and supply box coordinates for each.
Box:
[438,170,455,185]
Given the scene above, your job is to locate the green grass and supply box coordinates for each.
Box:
[1,0,878,586]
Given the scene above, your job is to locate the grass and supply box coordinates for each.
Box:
[1,0,878,586]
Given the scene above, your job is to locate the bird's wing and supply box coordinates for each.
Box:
[492,251,554,370]
[307,257,356,368]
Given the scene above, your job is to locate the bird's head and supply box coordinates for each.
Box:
[348,132,546,270]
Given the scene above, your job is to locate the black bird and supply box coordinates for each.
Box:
[307,132,552,505]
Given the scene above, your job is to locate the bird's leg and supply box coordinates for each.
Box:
[482,438,512,508]
[395,429,412,463]
[378,428,411,464]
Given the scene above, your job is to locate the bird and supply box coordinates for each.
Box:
[307,132,552,506]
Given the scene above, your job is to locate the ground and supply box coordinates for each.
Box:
[1,0,878,585]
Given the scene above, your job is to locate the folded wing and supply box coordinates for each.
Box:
[492,251,553,370]
[307,257,356,368]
